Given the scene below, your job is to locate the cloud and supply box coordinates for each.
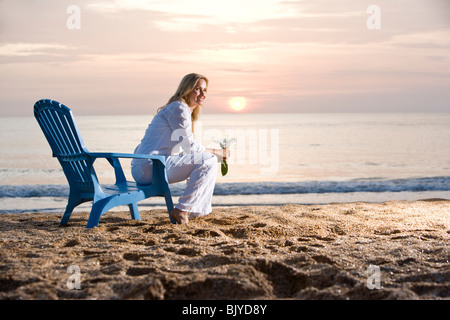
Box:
[0,43,72,56]
[0,42,80,65]
[88,0,298,22]
[87,0,301,32]
[0,0,449,115]
[390,29,450,48]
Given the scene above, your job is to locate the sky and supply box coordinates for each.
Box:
[0,0,449,116]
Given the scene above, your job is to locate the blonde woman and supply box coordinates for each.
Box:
[131,73,229,224]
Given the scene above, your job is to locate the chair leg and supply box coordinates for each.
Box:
[60,206,74,226]
[60,195,81,225]
[129,203,140,221]
[86,201,109,228]
[164,192,176,224]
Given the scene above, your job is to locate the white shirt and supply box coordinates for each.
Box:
[131,101,205,167]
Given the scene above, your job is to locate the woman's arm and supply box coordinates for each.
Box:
[166,101,206,154]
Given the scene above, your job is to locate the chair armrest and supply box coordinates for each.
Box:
[87,152,166,184]
[87,152,166,164]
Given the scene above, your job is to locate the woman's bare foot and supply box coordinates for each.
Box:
[170,208,189,224]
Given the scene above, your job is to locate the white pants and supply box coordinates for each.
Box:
[131,152,218,218]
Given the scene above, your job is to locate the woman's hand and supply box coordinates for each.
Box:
[207,148,230,162]
[221,148,230,162]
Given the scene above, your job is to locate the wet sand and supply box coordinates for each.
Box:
[0,200,448,300]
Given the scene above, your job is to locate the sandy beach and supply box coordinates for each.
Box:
[0,200,448,300]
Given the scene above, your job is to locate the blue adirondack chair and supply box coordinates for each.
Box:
[33,99,175,228]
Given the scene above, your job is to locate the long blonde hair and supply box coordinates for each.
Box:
[158,73,208,132]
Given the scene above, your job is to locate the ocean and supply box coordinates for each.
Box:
[0,112,449,213]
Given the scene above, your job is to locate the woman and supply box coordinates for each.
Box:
[131,73,228,224]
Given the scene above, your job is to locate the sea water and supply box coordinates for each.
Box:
[0,113,449,213]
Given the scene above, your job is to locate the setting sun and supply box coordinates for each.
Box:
[229,97,247,112]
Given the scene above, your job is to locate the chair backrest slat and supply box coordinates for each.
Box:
[37,110,65,155]
[34,99,95,188]
[57,112,82,154]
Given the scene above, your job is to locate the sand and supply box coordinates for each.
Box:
[0,200,448,300]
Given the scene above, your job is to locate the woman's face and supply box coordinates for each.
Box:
[187,79,207,109]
